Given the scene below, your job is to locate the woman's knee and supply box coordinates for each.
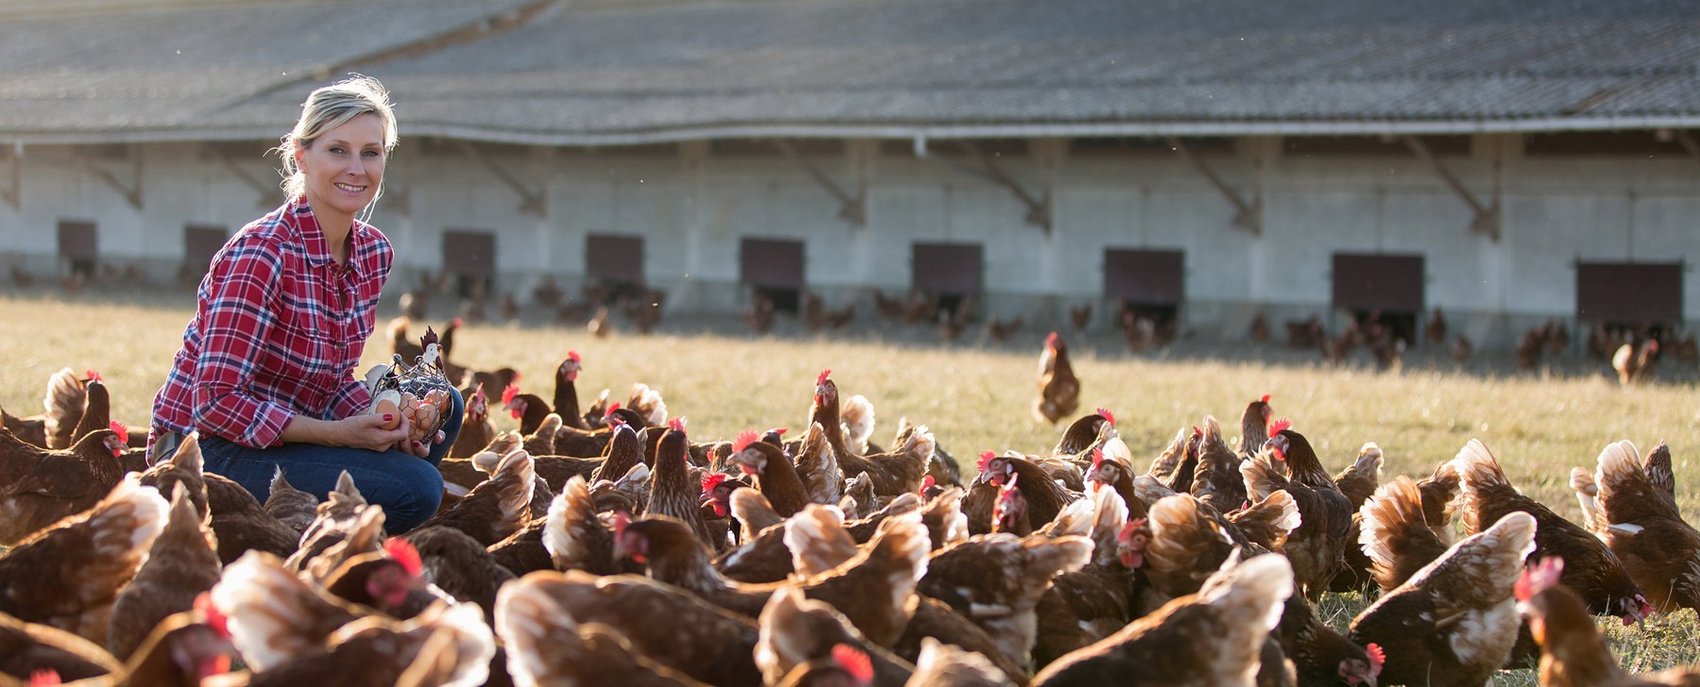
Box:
[381,457,445,531]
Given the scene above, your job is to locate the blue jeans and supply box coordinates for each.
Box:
[200,388,463,533]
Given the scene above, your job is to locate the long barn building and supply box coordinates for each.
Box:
[1,0,1697,347]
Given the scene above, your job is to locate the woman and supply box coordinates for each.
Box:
[149,75,458,532]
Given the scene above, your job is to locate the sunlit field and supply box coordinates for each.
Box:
[1,289,1696,684]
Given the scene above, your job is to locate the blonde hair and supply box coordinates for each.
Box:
[275,74,398,202]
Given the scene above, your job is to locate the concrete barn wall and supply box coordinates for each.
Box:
[1,137,1695,348]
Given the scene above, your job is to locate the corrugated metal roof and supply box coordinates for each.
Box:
[4,0,1700,144]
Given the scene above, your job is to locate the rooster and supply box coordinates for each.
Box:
[1032,554,1295,687]
[1033,332,1080,424]
[647,420,721,550]
[1517,557,1700,687]
[753,585,918,686]
[1349,511,1535,687]
[615,512,930,647]
[726,430,809,519]
[1585,440,1700,614]
[1242,422,1353,599]
[446,384,496,459]
[501,569,763,686]
[1611,338,1659,386]
[495,584,711,687]
[105,485,221,661]
[0,425,129,545]
[1359,476,1453,593]
[1449,439,1650,625]
[0,475,169,645]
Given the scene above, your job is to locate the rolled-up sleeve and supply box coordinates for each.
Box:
[328,375,372,421]
[191,239,295,447]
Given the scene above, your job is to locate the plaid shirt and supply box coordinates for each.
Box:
[150,196,392,449]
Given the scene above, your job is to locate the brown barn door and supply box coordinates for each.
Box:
[1332,253,1424,343]
[57,219,97,278]
[1104,247,1185,338]
[442,229,496,299]
[183,224,228,282]
[912,242,983,321]
[1577,262,1683,337]
[585,233,645,304]
[740,237,805,313]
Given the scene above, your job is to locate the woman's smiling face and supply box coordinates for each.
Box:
[295,112,387,221]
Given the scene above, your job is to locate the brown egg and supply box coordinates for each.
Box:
[373,396,402,430]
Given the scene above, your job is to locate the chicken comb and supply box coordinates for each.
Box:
[194,592,230,639]
[84,368,103,382]
[1119,519,1146,542]
[1046,331,1060,347]
[450,316,464,328]
[977,450,997,473]
[1091,447,1105,471]
[612,511,631,538]
[471,383,487,401]
[1515,557,1565,601]
[501,383,521,407]
[385,537,424,578]
[28,669,61,687]
[605,401,623,416]
[109,421,128,445]
[669,416,687,433]
[1267,417,1293,436]
[1096,407,1116,426]
[702,472,729,493]
[733,429,760,454]
[420,326,439,348]
[566,350,582,363]
[766,427,788,438]
[1260,393,1271,404]
[1365,643,1385,672]
[920,474,936,493]
[817,368,832,385]
[831,644,874,686]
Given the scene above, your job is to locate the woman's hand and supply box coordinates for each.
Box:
[330,413,413,452]
[393,418,448,458]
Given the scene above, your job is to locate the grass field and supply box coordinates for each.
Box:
[1,289,1696,683]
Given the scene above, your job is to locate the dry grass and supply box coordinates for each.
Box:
[1,290,1696,683]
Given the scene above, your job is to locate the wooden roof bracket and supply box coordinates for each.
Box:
[1403,136,1500,241]
[771,139,867,226]
[955,141,1052,234]
[1167,137,1260,235]
[206,144,278,210]
[0,144,19,210]
[75,146,143,210]
[457,142,546,216]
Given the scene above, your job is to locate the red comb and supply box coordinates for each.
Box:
[977,451,996,472]
[194,592,230,639]
[1267,417,1292,436]
[605,401,622,416]
[28,669,61,686]
[1366,643,1385,671]
[1259,393,1271,404]
[385,537,424,577]
[702,472,729,493]
[613,511,631,538]
[1046,331,1060,347]
[471,383,487,400]
[109,421,128,445]
[567,350,581,363]
[501,384,520,406]
[1516,557,1565,602]
[450,317,463,328]
[1096,407,1115,426]
[921,474,936,493]
[1091,447,1104,471]
[669,417,687,433]
[831,644,874,685]
[733,430,759,454]
[768,427,788,437]
[817,368,832,385]
[85,369,102,382]
[1119,519,1146,539]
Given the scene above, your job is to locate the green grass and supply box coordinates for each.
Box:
[1,290,1696,683]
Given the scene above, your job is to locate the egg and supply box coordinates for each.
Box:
[372,390,403,430]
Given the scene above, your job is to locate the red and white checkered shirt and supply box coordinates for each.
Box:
[150,195,393,450]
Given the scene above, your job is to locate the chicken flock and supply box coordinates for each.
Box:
[0,326,1697,687]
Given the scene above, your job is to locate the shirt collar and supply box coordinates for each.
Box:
[288,194,368,277]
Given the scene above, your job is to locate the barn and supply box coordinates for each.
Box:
[1,0,1696,348]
